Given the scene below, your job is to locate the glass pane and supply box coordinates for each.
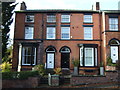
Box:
[61,47,70,53]
[47,27,55,39]
[85,57,92,65]
[27,56,31,64]
[27,47,32,55]
[47,15,56,22]
[26,15,34,22]
[84,15,92,22]
[61,15,70,22]
[110,40,119,45]
[85,48,94,66]
[80,48,83,66]
[61,27,70,39]
[25,27,34,39]
[84,27,92,39]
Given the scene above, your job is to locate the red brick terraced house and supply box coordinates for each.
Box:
[12,2,120,75]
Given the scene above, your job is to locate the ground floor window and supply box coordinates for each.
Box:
[79,44,98,67]
[22,46,36,65]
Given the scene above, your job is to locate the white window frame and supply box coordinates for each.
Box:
[80,47,83,66]
[61,27,70,39]
[80,47,97,67]
[46,27,56,39]
[61,15,70,23]
[109,18,118,31]
[84,48,94,66]
[22,47,36,65]
[84,27,93,40]
[25,27,34,39]
[84,15,92,23]
[25,15,34,22]
[95,48,97,66]
[47,15,56,22]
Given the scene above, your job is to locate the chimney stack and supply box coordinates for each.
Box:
[92,2,100,11]
[96,2,100,10]
[20,1,27,10]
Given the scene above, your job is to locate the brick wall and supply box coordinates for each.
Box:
[2,77,40,88]
[70,71,118,85]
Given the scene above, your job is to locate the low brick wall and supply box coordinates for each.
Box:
[71,71,118,85]
[2,77,40,88]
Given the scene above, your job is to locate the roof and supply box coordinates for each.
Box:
[15,9,100,13]
[15,9,120,14]
[103,10,120,14]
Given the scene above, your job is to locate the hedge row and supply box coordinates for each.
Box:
[2,71,39,79]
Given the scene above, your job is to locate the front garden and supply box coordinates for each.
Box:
[1,59,120,88]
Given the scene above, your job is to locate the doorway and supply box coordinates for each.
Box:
[60,46,71,68]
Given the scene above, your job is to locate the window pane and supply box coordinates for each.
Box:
[61,27,70,39]
[22,47,36,65]
[85,48,94,66]
[61,15,70,22]
[80,48,83,66]
[25,27,34,39]
[47,15,56,22]
[47,27,55,39]
[25,15,34,22]
[84,27,92,40]
[84,15,92,23]
[95,48,97,66]
[109,18,118,31]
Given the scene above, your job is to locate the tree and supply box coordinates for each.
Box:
[2,2,17,62]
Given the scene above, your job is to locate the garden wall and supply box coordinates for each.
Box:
[71,71,119,85]
[2,77,40,88]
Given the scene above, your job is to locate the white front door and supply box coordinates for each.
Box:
[47,53,54,69]
[111,46,118,63]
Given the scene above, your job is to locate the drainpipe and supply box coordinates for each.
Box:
[102,11,106,70]
[18,43,22,72]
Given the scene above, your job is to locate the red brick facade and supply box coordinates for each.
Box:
[12,4,120,75]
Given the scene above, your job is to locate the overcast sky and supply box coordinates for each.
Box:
[9,0,120,45]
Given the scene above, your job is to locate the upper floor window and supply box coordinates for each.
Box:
[84,27,93,40]
[61,15,70,23]
[46,27,56,39]
[47,15,56,22]
[109,18,118,31]
[61,27,70,39]
[25,15,34,22]
[25,26,34,39]
[22,46,36,65]
[84,15,92,23]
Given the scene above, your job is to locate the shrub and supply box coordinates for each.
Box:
[53,68,62,75]
[72,59,79,67]
[0,62,11,72]
[32,64,45,76]
[2,71,38,79]
[107,57,116,66]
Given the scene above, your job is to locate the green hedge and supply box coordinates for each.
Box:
[2,71,39,79]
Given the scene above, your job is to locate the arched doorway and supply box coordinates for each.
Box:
[60,46,71,68]
[109,39,120,63]
[46,46,56,69]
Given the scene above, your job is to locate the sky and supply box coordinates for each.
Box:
[9,0,120,45]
